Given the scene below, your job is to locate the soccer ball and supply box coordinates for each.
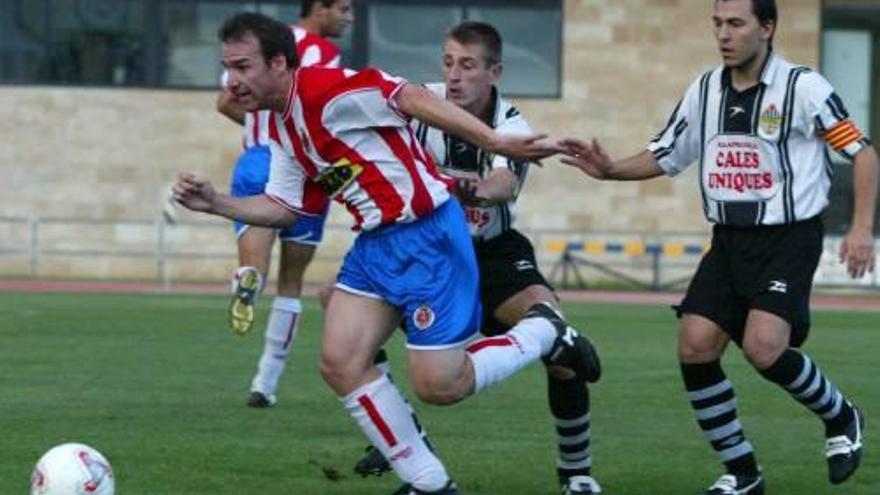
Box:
[30,443,115,495]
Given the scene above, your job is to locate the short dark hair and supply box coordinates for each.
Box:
[447,21,503,66]
[301,0,337,19]
[218,12,298,68]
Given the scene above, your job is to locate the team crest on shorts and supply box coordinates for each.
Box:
[759,104,782,137]
[413,304,435,330]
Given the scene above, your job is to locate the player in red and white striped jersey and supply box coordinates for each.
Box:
[215,1,353,410]
[264,66,452,231]
[175,13,598,495]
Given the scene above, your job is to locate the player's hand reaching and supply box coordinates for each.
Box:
[839,226,876,279]
[173,173,217,213]
[558,138,615,179]
[489,133,561,161]
[451,178,487,206]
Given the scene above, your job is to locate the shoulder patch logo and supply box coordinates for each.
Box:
[413,304,435,330]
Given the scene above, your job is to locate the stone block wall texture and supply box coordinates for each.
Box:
[0,0,821,282]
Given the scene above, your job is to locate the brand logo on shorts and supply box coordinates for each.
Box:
[768,280,788,294]
[413,304,435,330]
[514,260,534,271]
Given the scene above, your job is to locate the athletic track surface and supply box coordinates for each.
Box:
[1,280,877,312]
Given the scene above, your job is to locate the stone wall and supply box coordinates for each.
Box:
[0,0,822,283]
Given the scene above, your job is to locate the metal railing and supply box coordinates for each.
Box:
[1,216,877,291]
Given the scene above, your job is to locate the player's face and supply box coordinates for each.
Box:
[318,0,354,38]
[713,0,773,69]
[442,39,501,114]
[222,33,287,111]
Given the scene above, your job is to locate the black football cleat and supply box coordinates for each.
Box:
[704,473,764,495]
[560,474,602,494]
[392,480,459,494]
[528,302,601,383]
[354,445,392,477]
[826,405,865,484]
[246,391,277,408]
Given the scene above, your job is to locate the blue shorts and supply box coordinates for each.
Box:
[336,200,482,349]
[229,145,328,245]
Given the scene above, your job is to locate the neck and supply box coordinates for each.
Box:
[267,71,295,113]
[730,45,770,91]
[298,18,323,36]
[466,89,495,124]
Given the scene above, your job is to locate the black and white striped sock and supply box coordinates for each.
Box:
[681,361,759,476]
[549,375,592,479]
[759,349,855,434]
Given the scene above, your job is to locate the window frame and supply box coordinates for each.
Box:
[0,0,564,98]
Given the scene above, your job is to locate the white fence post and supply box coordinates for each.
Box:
[28,216,39,277]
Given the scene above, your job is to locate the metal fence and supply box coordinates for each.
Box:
[1,216,878,291]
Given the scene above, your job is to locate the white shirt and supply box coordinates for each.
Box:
[413,83,532,241]
[648,52,869,226]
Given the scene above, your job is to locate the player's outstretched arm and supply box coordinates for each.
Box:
[839,145,878,278]
[172,172,297,227]
[394,84,560,161]
[558,138,665,181]
[559,138,663,180]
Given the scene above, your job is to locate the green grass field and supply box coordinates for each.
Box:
[0,292,877,495]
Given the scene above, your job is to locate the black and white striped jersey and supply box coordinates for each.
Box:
[412,83,532,241]
[648,52,870,227]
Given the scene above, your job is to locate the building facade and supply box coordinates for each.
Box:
[1,0,877,282]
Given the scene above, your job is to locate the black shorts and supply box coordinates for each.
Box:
[675,216,823,347]
[474,229,554,336]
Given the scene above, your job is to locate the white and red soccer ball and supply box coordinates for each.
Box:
[31,443,115,495]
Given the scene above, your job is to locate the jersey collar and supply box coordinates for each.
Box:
[720,50,778,90]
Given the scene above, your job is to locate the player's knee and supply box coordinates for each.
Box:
[742,333,785,370]
[678,332,723,363]
[411,375,469,406]
[678,318,726,363]
[319,351,359,394]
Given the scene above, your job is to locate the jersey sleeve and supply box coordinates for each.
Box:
[491,108,532,182]
[646,75,704,177]
[320,68,410,129]
[264,141,328,216]
[299,37,341,68]
[299,44,323,67]
[799,71,870,161]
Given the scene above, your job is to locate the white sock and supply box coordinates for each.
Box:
[250,297,301,396]
[466,316,556,393]
[342,374,449,491]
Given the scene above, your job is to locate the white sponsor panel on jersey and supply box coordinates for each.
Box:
[702,134,781,202]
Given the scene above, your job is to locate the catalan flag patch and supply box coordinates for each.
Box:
[824,119,863,152]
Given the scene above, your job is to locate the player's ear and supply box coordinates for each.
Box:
[490,62,503,82]
[269,53,288,74]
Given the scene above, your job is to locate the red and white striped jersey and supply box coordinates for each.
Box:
[243,25,341,149]
[264,67,451,231]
